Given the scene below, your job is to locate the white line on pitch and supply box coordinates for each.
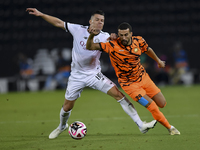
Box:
[0,114,198,124]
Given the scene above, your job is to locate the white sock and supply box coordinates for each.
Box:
[168,125,174,130]
[59,107,71,130]
[118,97,143,128]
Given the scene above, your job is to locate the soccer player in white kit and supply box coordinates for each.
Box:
[26,8,157,139]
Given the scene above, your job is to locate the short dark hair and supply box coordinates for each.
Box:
[91,10,105,17]
[118,22,132,32]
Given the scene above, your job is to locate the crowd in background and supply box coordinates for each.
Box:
[13,40,196,92]
[14,49,71,91]
[0,0,200,92]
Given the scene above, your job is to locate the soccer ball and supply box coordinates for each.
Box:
[68,121,87,140]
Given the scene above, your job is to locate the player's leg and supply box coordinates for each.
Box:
[139,74,180,135]
[135,94,172,131]
[144,95,180,135]
[149,92,180,135]
[151,92,166,108]
[143,74,166,108]
[142,74,172,129]
[107,85,143,128]
[59,99,76,129]
[116,94,157,134]
[49,99,75,139]
[91,72,156,133]
[142,94,171,128]
[49,75,85,139]
[121,77,174,134]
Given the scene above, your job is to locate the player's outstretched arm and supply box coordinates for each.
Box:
[145,47,165,68]
[26,8,65,30]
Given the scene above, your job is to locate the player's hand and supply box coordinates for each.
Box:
[107,33,118,41]
[88,25,100,35]
[26,8,43,16]
[157,60,165,68]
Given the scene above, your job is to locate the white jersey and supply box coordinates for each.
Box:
[64,22,110,75]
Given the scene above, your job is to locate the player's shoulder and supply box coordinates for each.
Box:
[132,36,146,42]
[99,30,109,36]
[133,36,143,40]
[67,22,88,29]
[103,38,118,48]
[80,25,88,29]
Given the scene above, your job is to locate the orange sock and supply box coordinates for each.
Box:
[147,101,171,129]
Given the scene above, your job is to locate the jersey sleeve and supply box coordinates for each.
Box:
[99,41,113,54]
[138,36,149,53]
[64,22,81,36]
[100,32,110,43]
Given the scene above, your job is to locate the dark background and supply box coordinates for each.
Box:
[0,0,200,78]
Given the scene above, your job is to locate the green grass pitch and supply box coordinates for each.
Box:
[0,84,200,150]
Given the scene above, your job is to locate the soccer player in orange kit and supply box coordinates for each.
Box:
[86,22,180,135]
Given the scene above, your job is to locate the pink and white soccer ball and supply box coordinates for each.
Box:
[68,121,87,140]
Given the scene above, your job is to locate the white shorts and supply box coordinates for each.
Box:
[65,72,115,100]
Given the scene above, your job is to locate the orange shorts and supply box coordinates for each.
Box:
[121,73,160,101]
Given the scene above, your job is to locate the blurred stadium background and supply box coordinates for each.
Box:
[0,0,200,93]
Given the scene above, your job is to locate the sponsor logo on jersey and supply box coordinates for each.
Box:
[80,41,87,50]
[134,48,138,52]
[95,38,100,43]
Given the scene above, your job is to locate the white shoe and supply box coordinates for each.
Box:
[49,123,69,139]
[168,125,180,135]
[139,120,157,134]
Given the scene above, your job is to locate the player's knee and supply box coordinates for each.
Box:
[152,93,167,108]
[113,93,124,100]
[159,101,167,108]
[107,86,124,100]
[155,99,166,108]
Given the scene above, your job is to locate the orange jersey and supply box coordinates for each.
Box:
[100,36,149,85]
